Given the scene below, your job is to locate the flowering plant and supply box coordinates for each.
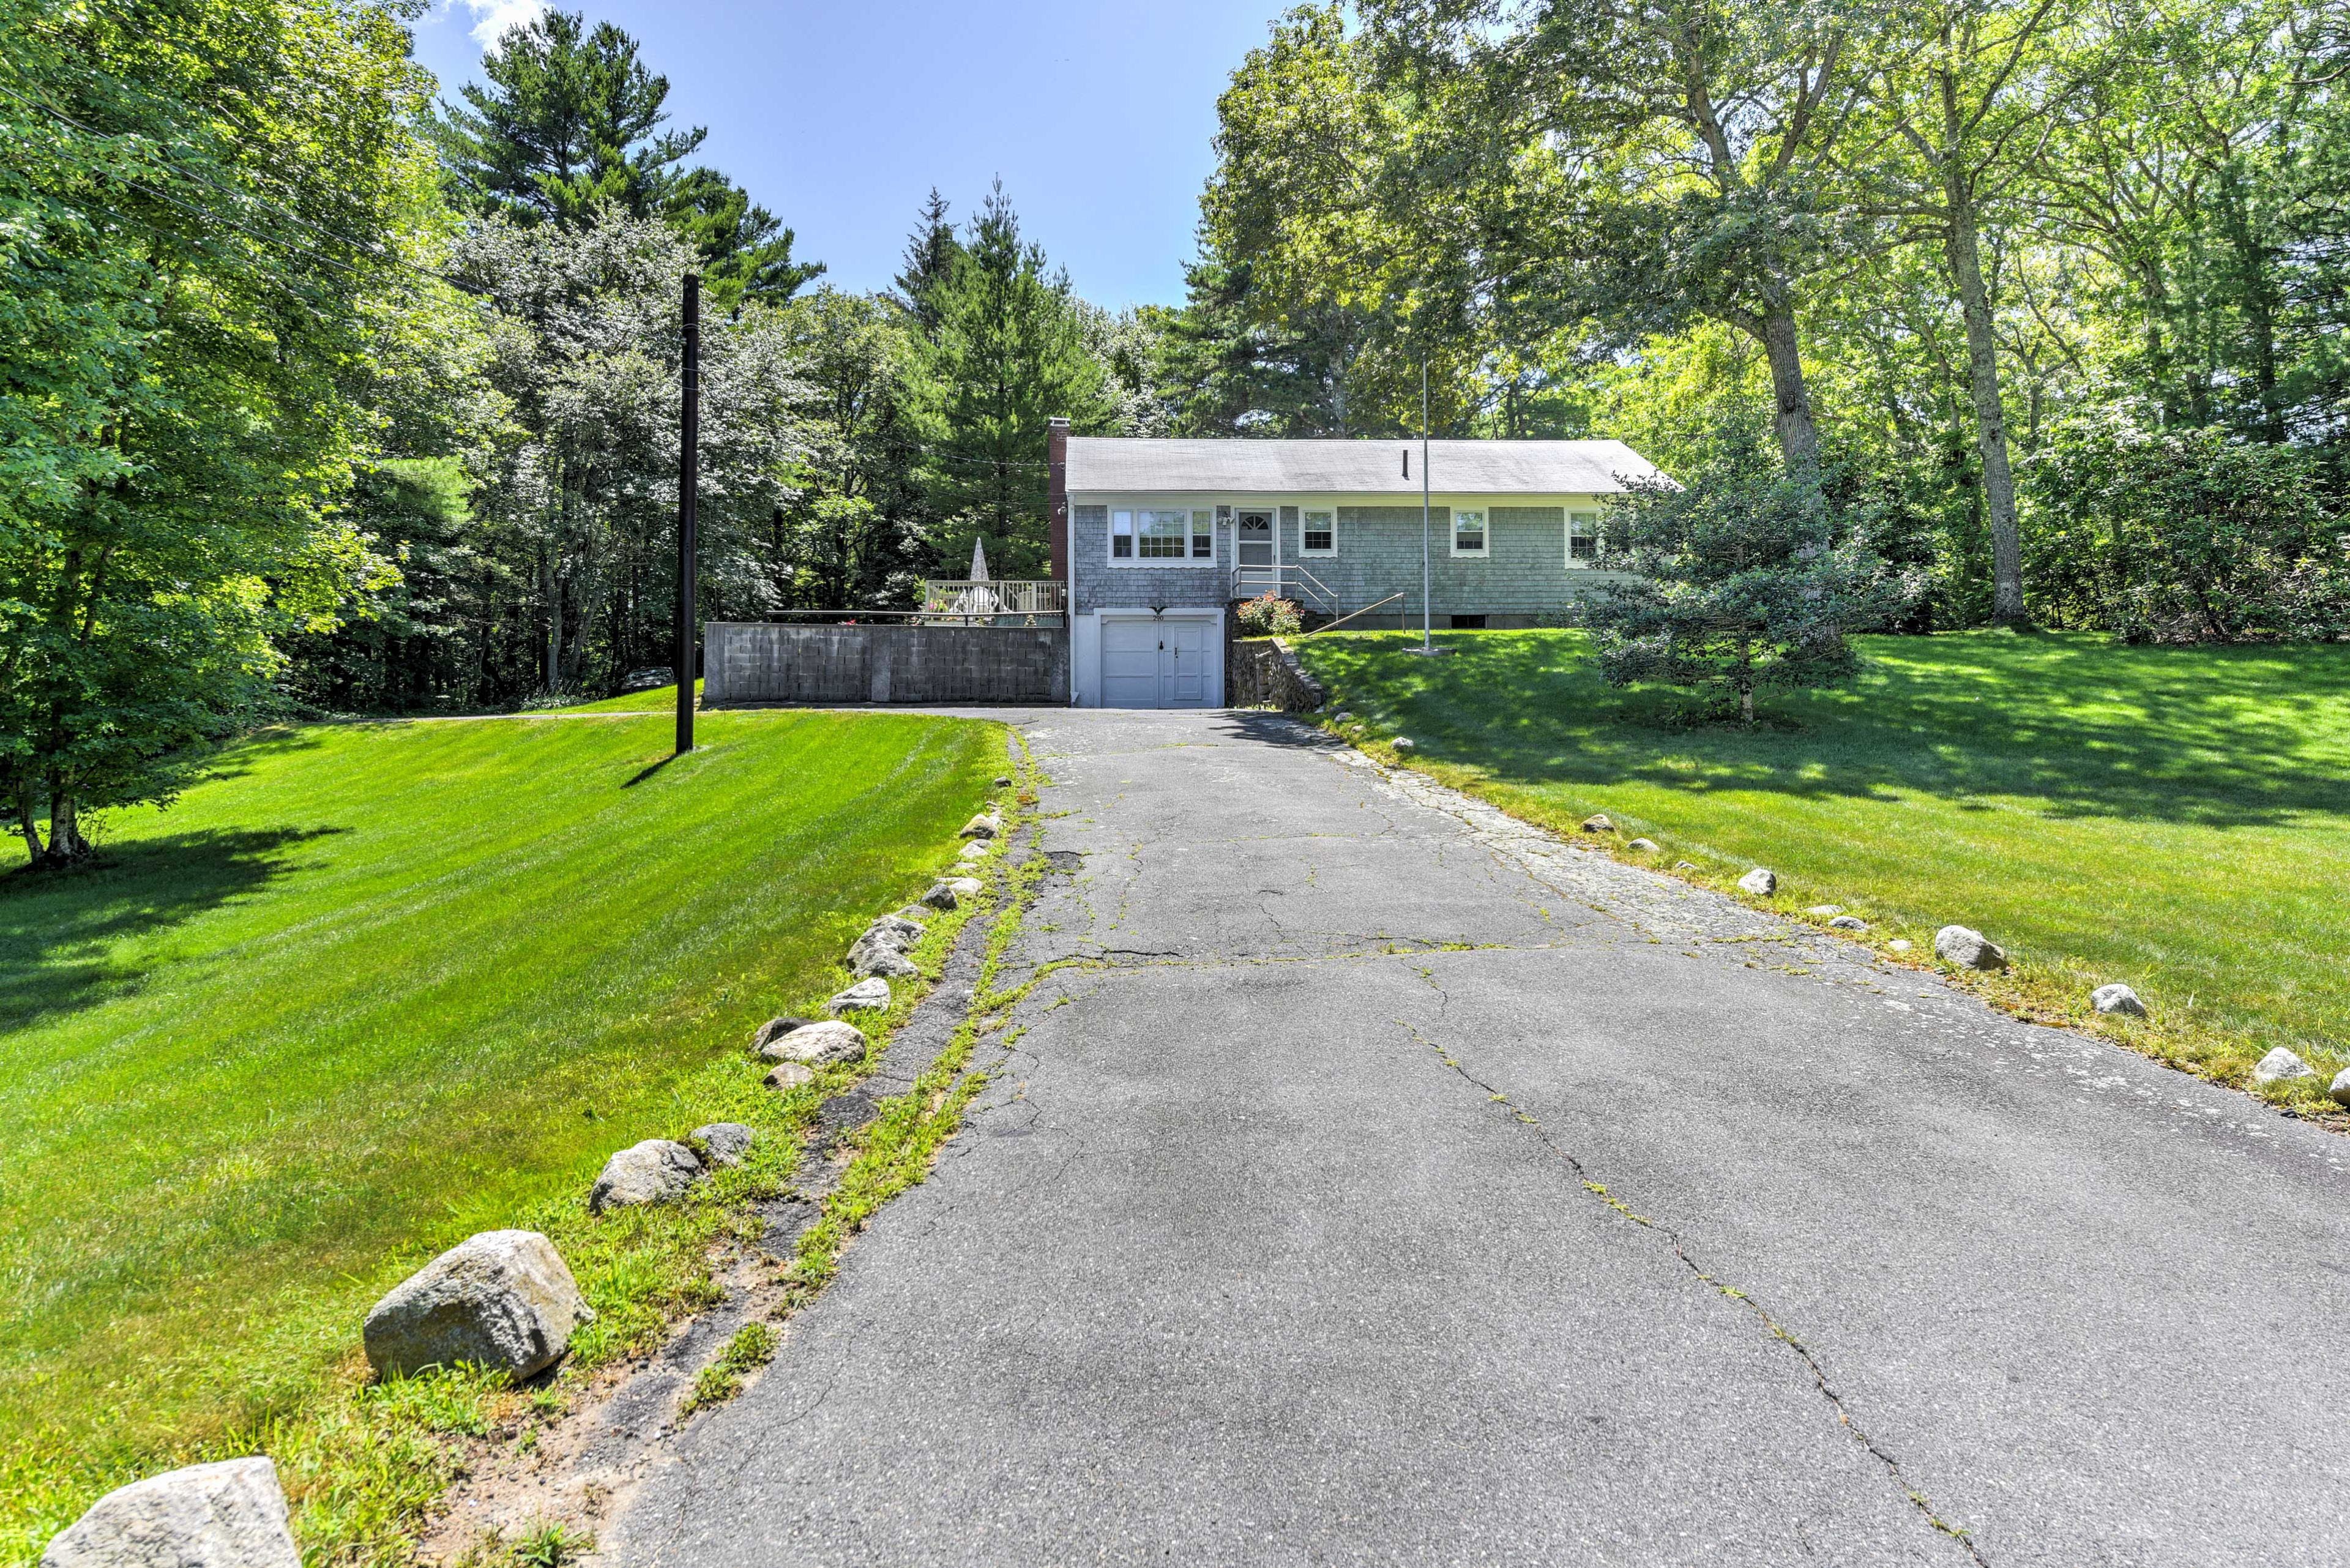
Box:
[1236,592,1303,636]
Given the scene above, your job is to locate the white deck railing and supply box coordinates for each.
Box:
[919,579,1067,622]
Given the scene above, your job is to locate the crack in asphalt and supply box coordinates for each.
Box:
[1400,1021,1993,1566]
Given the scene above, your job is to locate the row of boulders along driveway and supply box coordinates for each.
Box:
[1652,832,2344,1106]
[36,793,1015,1568]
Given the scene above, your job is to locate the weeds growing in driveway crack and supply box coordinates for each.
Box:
[1401,1023,1993,1565]
[679,1323,777,1416]
[774,793,1051,1315]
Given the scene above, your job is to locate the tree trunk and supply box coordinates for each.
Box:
[1755,308,1824,480]
[543,558,561,690]
[1942,207,2027,625]
[13,776,43,865]
[44,773,90,862]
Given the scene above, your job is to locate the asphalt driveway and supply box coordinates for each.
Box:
[613,707,2348,1566]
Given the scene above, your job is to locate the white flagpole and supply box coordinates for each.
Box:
[1420,361,1431,651]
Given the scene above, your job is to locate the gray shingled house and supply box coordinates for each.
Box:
[1044,419,1665,708]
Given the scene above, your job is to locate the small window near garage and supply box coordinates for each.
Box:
[1302,509,1335,554]
[1138,508,1191,558]
[1568,510,1600,564]
[1453,509,1487,554]
[1191,509,1214,558]
[1450,614,1486,629]
[1112,510,1135,558]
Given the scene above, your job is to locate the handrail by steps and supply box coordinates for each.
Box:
[1299,592,1408,637]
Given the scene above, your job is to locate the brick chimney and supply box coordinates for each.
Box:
[1046,416,1070,583]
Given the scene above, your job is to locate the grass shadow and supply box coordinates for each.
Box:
[0,827,346,1034]
[1296,630,2350,829]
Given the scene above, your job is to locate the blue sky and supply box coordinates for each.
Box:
[406,0,1294,309]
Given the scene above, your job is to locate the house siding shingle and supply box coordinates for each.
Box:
[1070,498,1636,622]
[1072,502,1231,613]
[1291,506,1634,621]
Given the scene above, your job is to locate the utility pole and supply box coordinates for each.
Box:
[675,271,699,755]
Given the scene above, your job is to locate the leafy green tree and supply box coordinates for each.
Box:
[0,0,442,862]
[909,183,1117,577]
[770,287,929,608]
[1842,0,2091,625]
[450,207,808,696]
[1582,431,1922,722]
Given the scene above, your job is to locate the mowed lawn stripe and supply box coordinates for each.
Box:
[0,709,1001,1461]
[1292,629,2350,1078]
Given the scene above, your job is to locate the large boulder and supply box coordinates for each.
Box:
[828,977,890,1014]
[848,935,919,980]
[864,914,925,950]
[762,1020,867,1067]
[1737,867,1777,897]
[2253,1047,2316,1084]
[363,1230,587,1380]
[2091,983,2147,1018]
[691,1123,755,1167]
[1934,925,2009,970]
[42,1458,299,1568]
[589,1140,704,1214]
[750,1016,815,1052]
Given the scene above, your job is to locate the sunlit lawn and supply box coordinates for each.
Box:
[0,708,999,1480]
[1294,628,2350,1091]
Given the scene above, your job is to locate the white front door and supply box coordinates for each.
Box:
[1099,618,1214,709]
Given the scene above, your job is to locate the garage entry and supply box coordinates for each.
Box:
[1080,611,1222,708]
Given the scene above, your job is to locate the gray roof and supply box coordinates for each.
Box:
[1065,437,1663,495]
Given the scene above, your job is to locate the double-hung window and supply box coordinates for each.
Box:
[1302,509,1335,554]
[1453,508,1487,556]
[1567,510,1600,566]
[1113,507,1212,562]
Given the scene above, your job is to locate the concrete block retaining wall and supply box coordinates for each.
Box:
[703,623,1070,706]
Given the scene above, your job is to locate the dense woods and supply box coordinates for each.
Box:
[5,0,2348,861]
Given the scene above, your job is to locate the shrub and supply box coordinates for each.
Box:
[1236,593,1304,637]
[2023,402,2350,643]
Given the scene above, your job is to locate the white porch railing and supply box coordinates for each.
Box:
[919,579,1067,623]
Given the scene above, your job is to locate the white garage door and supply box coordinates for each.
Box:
[1100,618,1212,709]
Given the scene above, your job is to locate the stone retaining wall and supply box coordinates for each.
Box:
[1228,637,1326,711]
[703,623,1069,706]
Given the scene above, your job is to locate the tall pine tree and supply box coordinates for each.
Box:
[906,184,1116,577]
[437,10,819,310]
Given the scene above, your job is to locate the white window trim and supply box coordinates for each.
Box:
[1298,504,1338,558]
[1450,506,1490,559]
[1102,499,1219,568]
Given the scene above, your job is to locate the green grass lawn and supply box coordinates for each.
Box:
[0,708,1002,1499]
[1292,629,2350,1097]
